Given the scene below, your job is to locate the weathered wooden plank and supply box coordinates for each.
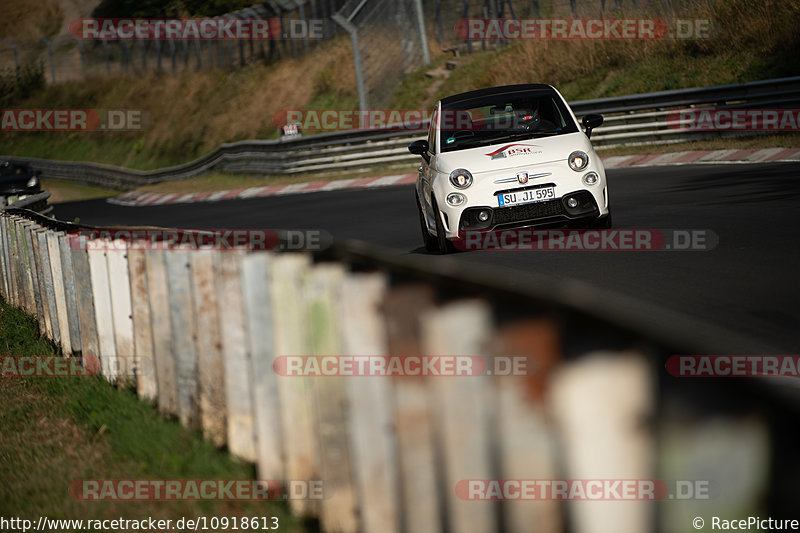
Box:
[23,223,44,328]
[145,249,178,416]
[190,249,226,447]
[0,216,9,301]
[307,263,357,532]
[270,253,319,516]
[106,240,134,381]
[341,273,401,533]
[58,233,82,356]
[383,284,441,533]
[128,247,157,400]
[70,240,100,364]
[166,248,200,428]
[47,231,71,355]
[422,300,496,533]
[36,230,60,343]
[16,221,33,315]
[6,217,20,307]
[240,252,281,476]
[217,250,257,461]
[548,351,655,533]
[493,319,562,533]
[18,221,35,315]
[87,244,116,381]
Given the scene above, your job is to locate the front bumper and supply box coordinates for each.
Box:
[433,164,608,239]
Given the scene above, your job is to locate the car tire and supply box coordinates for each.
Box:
[416,191,439,252]
[432,196,454,254]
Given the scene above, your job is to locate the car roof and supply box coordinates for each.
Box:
[440,84,556,107]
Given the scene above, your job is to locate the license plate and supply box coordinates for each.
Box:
[497,186,556,207]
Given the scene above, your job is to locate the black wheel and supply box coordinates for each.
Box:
[416,191,438,252]
[431,197,454,254]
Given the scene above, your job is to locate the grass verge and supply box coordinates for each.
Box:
[0,298,310,532]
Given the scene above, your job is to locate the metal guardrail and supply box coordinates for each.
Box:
[1,209,796,532]
[3,76,799,190]
[0,191,53,216]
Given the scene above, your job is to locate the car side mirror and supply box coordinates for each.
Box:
[408,139,430,163]
[582,114,604,139]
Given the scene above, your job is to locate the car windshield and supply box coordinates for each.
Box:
[439,90,579,153]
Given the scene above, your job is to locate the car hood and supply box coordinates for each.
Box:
[435,132,593,175]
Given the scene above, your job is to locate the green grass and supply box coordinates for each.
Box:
[0,298,310,531]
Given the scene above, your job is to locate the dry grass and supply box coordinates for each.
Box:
[0,0,63,39]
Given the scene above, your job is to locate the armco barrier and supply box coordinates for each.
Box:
[3,77,800,190]
[0,209,797,532]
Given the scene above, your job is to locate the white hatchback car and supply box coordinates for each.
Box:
[409,84,610,253]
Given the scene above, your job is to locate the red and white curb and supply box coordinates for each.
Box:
[108,174,417,207]
[108,147,800,207]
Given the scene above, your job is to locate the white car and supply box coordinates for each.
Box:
[409,84,610,253]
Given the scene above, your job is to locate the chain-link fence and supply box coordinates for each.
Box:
[0,1,346,85]
[331,0,707,111]
[334,0,430,110]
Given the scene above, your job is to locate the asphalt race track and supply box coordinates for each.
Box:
[55,162,800,352]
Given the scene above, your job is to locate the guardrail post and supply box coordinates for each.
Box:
[18,221,36,315]
[307,263,357,532]
[240,252,282,476]
[146,249,178,416]
[58,233,82,356]
[107,240,136,381]
[10,219,26,311]
[217,250,257,461]
[128,247,157,400]
[422,300,496,533]
[271,253,320,516]
[382,284,440,533]
[341,273,401,533]
[548,351,655,533]
[0,216,8,302]
[190,249,226,446]
[46,232,71,355]
[70,235,100,362]
[493,318,562,533]
[87,243,116,380]
[166,248,200,428]
[35,230,59,342]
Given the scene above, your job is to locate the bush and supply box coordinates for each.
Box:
[0,61,46,108]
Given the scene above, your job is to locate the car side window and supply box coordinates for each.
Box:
[427,107,438,155]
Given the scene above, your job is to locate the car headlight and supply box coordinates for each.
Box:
[568,151,589,171]
[27,176,38,188]
[582,172,599,185]
[449,168,473,189]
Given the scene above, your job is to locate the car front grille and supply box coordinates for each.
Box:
[492,199,565,225]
